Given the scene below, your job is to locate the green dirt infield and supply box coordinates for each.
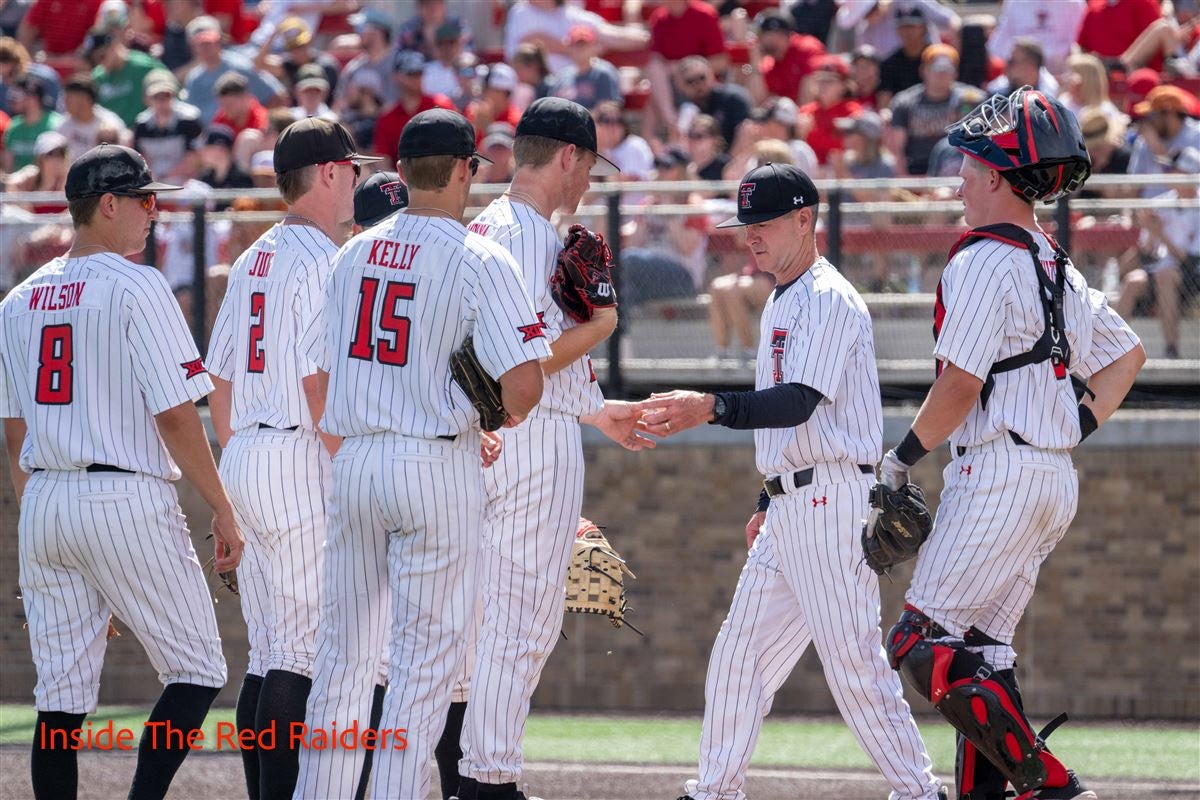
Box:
[1,706,1196,782]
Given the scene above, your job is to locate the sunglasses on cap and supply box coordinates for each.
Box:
[457,155,480,175]
[326,159,363,182]
[111,191,157,211]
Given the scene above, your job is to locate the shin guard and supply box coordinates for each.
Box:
[887,610,1067,794]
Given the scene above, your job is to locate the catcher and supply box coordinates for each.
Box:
[870,87,1144,800]
[443,97,655,800]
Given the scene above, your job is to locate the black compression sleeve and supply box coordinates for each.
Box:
[713,383,824,430]
[1078,404,1099,441]
[756,488,770,513]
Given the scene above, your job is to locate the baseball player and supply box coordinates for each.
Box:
[447,97,654,800]
[294,108,551,800]
[351,170,410,236]
[876,88,1144,800]
[636,163,945,800]
[206,118,383,800]
[0,144,243,799]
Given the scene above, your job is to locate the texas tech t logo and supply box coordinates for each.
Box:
[381,180,406,207]
[770,328,788,384]
[739,182,756,210]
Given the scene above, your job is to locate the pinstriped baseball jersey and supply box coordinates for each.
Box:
[754,257,882,476]
[468,196,604,418]
[301,213,552,438]
[0,254,214,479]
[933,229,1140,450]
[207,223,338,432]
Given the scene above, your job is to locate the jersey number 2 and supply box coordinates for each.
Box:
[348,278,417,366]
[247,291,266,373]
[35,324,73,404]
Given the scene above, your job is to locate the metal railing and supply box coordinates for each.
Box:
[3,175,1197,394]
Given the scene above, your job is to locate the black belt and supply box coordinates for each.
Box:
[763,464,873,499]
[258,423,300,431]
[32,464,135,475]
[956,430,1028,457]
[437,434,456,442]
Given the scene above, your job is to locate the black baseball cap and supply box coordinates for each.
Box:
[65,144,182,200]
[515,97,619,176]
[354,171,409,227]
[715,163,820,228]
[274,116,382,172]
[755,8,792,34]
[398,108,492,163]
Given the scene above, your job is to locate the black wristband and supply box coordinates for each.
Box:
[894,429,930,466]
[1078,404,1099,441]
[756,488,771,513]
[711,392,734,426]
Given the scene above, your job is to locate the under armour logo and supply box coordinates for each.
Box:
[812,496,827,507]
[179,358,207,379]
[380,180,406,207]
[739,182,756,209]
[960,465,972,476]
[793,196,805,205]
[517,312,547,343]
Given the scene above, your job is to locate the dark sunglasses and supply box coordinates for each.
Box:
[458,155,480,176]
[683,74,707,86]
[327,159,362,181]
[111,191,157,211]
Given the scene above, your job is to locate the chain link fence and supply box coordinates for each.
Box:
[2,175,1197,395]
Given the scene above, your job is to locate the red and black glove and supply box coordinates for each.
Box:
[550,224,617,324]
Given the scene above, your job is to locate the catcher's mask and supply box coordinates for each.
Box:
[948,86,1092,203]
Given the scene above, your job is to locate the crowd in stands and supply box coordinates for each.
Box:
[1,0,1198,357]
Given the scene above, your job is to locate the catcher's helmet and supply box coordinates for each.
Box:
[948,86,1092,203]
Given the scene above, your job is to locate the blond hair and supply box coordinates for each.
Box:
[1066,54,1110,108]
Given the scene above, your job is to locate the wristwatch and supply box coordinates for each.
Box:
[709,394,727,424]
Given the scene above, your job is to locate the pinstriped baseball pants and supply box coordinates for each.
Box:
[458,413,586,785]
[907,439,1079,670]
[295,431,483,800]
[220,427,330,679]
[691,464,940,800]
[18,470,226,714]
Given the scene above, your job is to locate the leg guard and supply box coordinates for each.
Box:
[957,627,1020,800]
[887,609,1066,794]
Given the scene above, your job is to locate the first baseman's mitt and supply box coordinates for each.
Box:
[564,518,641,634]
[861,482,933,576]
[550,224,616,323]
[450,335,508,432]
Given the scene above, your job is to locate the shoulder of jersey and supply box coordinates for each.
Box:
[280,222,340,259]
[810,260,870,313]
[465,228,520,266]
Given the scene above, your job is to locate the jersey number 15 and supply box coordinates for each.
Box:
[348,277,417,366]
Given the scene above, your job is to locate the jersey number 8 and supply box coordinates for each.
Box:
[35,324,73,405]
[348,277,417,366]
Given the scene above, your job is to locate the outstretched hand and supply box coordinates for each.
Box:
[632,390,716,437]
[590,400,657,451]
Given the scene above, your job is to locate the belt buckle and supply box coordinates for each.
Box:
[763,476,784,499]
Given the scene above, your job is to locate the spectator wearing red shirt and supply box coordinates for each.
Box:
[211,72,269,138]
[17,0,103,55]
[799,56,862,166]
[849,45,884,109]
[1077,0,1164,66]
[751,9,825,105]
[645,0,729,141]
[373,50,455,160]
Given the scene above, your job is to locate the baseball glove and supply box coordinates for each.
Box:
[550,224,617,324]
[564,518,642,634]
[450,335,508,432]
[861,482,934,576]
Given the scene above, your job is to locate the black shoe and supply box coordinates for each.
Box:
[1034,771,1097,799]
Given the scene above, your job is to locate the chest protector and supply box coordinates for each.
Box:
[935,223,1072,409]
